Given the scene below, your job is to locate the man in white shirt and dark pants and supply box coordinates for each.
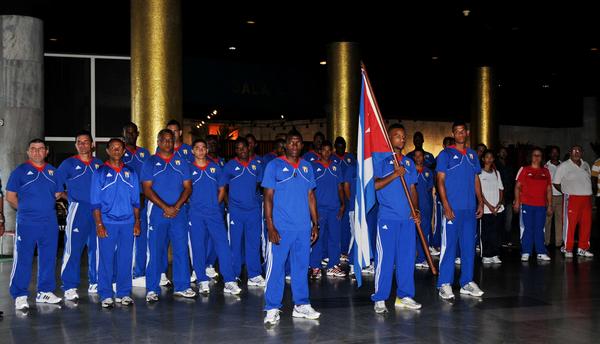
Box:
[553,145,593,258]
[544,146,563,248]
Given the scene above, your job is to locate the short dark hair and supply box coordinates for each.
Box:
[334,136,346,146]
[527,146,544,165]
[480,149,496,170]
[274,138,286,147]
[387,123,405,133]
[413,148,425,156]
[413,131,424,138]
[443,136,454,145]
[166,119,181,130]
[75,129,93,142]
[476,143,488,150]
[192,138,207,147]
[28,138,47,148]
[107,137,125,148]
[235,137,249,147]
[157,128,174,139]
[313,131,325,140]
[288,128,303,141]
[245,133,257,141]
[321,140,333,149]
[452,121,467,130]
[122,122,138,132]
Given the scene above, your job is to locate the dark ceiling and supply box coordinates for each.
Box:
[2,1,600,126]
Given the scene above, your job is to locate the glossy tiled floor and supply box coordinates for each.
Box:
[0,230,598,343]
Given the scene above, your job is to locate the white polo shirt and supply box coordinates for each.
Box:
[592,158,600,197]
[553,158,592,196]
[478,169,504,214]
[544,160,562,196]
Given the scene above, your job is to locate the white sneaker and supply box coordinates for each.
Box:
[199,281,210,294]
[521,253,530,262]
[476,245,481,253]
[205,266,219,279]
[349,265,355,277]
[64,288,79,301]
[320,258,329,267]
[455,258,461,265]
[224,282,242,295]
[146,291,159,303]
[537,254,551,261]
[174,288,197,298]
[88,284,98,294]
[492,256,502,264]
[101,298,114,308]
[292,304,320,320]
[159,273,172,287]
[36,292,62,304]
[429,247,440,256]
[362,265,375,275]
[15,296,29,310]
[565,251,574,258]
[264,309,281,325]
[119,296,134,306]
[560,246,566,253]
[248,275,266,287]
[395,297,422,310]
[190,271,198,283]
[415,261,429,269]
[326,265,348,277]
[438,284,455,300]
[482,257,494,264]
[132,276,146,288]
[285,275,291,282]
[577,249,594,258]
[460,282,484,297]
[374,300,388,313]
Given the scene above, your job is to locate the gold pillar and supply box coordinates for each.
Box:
[131,0,182,152]
[471,66,497,149]
[327,42,361,153]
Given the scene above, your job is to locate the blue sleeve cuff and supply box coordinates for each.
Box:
[132,203,140,209]
[91,203,102,210]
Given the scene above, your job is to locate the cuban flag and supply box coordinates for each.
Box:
[351,65,393,287]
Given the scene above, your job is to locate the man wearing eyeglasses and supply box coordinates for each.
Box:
[553,145,594,258]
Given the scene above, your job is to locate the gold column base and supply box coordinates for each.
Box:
[471,66,497,149]
[327,42,361,153]
[131,0,182,152]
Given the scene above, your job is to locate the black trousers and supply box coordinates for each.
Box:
[480,212,504,258]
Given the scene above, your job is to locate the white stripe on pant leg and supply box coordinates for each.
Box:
[9,223,19,287]
[226,213,231,244]
[187,229,194,268]
[261,205,266,258]
[61,202,79,274]
[439,216,447,264]
[347,211,355,254]
[374,222,383,294]
[563,195,569,245]
[264,241,273,295]
[519,207,525,240]
[146,202,154,270]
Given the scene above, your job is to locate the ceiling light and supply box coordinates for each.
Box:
[431,56,439,60]
[591,47,599,52]
[201,121,205,124]
[320,61,327,65]
[49,38,58,42]
[246,20,256,25]
[462,9,470,17]
[212,110,218,115]
[228,46,236,51]
[207,115,211,119]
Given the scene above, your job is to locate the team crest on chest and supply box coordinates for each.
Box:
[251,165,256,170]
[140,152,145,158]
[347,158,351,163]
[124,171,130,178]
[210,167,216,173]
[469,153,474,159]
[175,160,181,166]
[48,170,54,176]
[332,166,337,171]
[405,160,410,166]
[425,172,429,177]
[95,164,100,169]
[302,166,309,173]
[183,149,188,155]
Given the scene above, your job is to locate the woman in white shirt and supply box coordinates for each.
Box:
[478,150,504,264]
